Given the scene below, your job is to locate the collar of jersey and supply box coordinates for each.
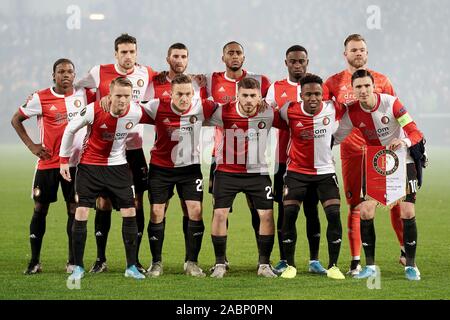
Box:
[170,100,192,115]
[109,103,131,118]
[224,69,247,82]
[236,102,258,118]
[359,93,381,113]
[50,87,74,98]
[300,101,323,117]
[114,64,134,76]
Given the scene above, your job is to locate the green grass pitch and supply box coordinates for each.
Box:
[0,145,449,300]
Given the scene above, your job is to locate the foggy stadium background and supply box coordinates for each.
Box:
[1,0,449,147]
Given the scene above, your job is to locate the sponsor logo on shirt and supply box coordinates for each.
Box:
[125,121,134,129]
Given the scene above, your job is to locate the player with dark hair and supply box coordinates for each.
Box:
[278,74,345,280]
[204,42,271,270]
[11,58,94,274]
[76,33,157,274]
[334,70,423,281]
[323,34,404,275]
[208,77,280,278]
[266,45,326,275]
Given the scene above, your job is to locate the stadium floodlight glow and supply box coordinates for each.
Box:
[89,13,105,20]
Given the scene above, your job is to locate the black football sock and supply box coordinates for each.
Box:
[135,207,145,263]
[187,219,205,262]
[148,221,165,263]
[324,205,342,268]
[183,216,189,262]
[361,219,376,266]
[250,207,260,250]
[403,217,418,267]
[276,204,285,260]
[211,235,227,265]
[66,213,75,264]
[94,209,111,262]
[258,235,275,265]
[122,216,138,268]
[282,205,300,267]
[29,208,48,264]
[72,219,87,268]
[304,202,321,261]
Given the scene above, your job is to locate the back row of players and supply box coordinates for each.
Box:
[11,33,425,281]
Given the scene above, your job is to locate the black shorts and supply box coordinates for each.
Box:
[148,164,203,204]
[362,163,418,204]
[126,148,148,194]
[283,170,340,203]
[213,171,273,210]
[75,164,135,210]
[32,167,77,203]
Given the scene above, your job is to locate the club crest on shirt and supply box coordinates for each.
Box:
[74,99,82,108]
[323,116,330,126]
[381,116,390,124]
[125,121,134,130]
[189,115,198,124]
[137,79,145,87]
[258,121,266,129]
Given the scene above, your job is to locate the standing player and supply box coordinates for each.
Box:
[333,70,423,280]
[143,74,218,277]
[278,74,345,280]
[76,33,156,273]
[60,77,153,281]
[144,43,206,268]
[323,34,404,274]
[265,45,326,275]
[208,78,278,278]
[204,41,271,261]
[11,58,94,274]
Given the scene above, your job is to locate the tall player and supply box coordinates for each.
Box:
[334,70,423,280]
[204,41,271,266]
[60,77,154,281]
[144,43,206,268]
[323,34,404,275]
[142,74,218,277]
[11,58,94,274]
[76,34,157,273]
[278,74,345,280]
[265,45,326,275]
[208,78,278,278]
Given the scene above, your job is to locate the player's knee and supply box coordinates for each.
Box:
[121,207,136,217]
[75,207,90,220]
[151,205,165,223]
[258,210,274,226]
[400,204,416,219]
[213,209,228,224]
[96,197,112,211]
[34,202,50,216]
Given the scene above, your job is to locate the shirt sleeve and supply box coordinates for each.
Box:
[139,99,160,120]
[265,83,276,106]
[261,75,271,98]
[204,106,223,127]
[18,93,42,118]
[272,108,288,130]
[75,65,100,90]
[322,79,333,101]
[202,99,220,120]
[392,98,423,147]
[60,103,94,162]
[383,77,396,96]
[139,106,155,125]
[333,107,354,145]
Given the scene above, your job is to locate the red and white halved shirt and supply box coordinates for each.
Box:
[19,87,94,169]
[60,101,153,166]
[208,101,283,174]
[76,63,157,150]
[334,93,423,163]
[280,100,343,175]
[141,98,217,168]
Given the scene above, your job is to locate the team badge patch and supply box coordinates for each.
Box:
[372,149,399,176]
[258,121,266,129]
[74,99,82,108]
[189,115,198,124]
[125,121,134,129]
[80,107,86,116]
[33,187,41,198]
[346,191,352,199]
[381,116,390,124]
[323,117,330,126]
[137,79,144,87]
